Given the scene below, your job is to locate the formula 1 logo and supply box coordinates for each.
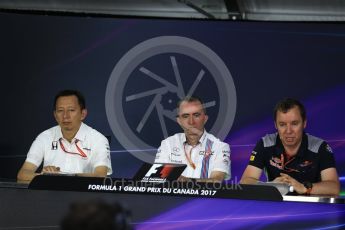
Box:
[105,36,236,163]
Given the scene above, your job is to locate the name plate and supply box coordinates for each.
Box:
[29,175,283,201]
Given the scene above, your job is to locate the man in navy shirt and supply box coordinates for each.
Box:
[240,98,340,196]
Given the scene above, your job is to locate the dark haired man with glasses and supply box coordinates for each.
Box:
[240,98,340,196]
[17,90,112,183]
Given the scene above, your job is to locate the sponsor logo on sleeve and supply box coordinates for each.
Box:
[249,151,257,161]
[326,144,333,153]
[222,153,230,160]
[223,159,230,165]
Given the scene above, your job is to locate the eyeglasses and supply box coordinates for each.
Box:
[59,138,87,158]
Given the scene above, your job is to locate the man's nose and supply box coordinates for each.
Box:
[63,111,70,119]
[286,124,292,133]
[188,116,195,125]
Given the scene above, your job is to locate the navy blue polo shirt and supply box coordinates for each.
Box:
[248,133,336,183]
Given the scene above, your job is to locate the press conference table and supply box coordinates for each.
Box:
[0,176,344,230]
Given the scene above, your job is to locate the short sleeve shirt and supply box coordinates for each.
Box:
[154,131,231,179]
[248,132,335,183]
[25,123,112,175]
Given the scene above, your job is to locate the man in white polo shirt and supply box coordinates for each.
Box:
[17,90,112,183]
[154,96,231,182]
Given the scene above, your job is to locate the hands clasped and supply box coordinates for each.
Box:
[42,166,61,174]
[273,173,306,194]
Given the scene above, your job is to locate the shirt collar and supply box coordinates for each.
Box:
[55,126,64,140]
[74,122,87,142]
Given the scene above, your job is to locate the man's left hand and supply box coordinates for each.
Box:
[276,173,307,194]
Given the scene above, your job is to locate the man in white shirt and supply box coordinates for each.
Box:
[154,96,231,182]
[17,90,112,183]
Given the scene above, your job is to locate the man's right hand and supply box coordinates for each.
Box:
[177,175,190,182]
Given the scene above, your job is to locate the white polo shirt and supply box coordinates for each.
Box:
[25,123,112,175]
[154,131,231,179]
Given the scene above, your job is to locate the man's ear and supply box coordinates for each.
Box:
[81,109,87,121]
[274,122,277,130]
[303,119,307,129]
[176,116,181,127]
[53,110,57,122]
[204,115,208,124]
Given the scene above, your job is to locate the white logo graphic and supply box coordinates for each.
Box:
[145,164,163,177]
[105,36,237,163]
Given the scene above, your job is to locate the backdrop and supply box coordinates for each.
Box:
[0,12,344,193]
